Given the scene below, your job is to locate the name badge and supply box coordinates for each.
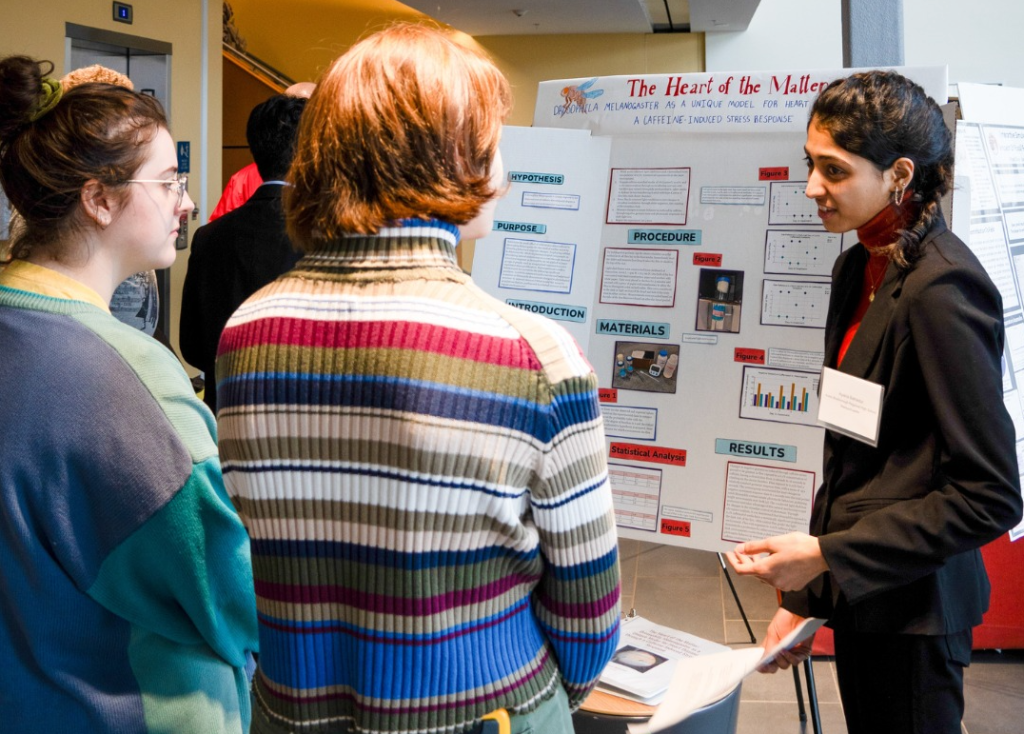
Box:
[817,367,884,446]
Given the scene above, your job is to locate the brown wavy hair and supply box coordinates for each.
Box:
[285,23,513,249]
[0,56,167,262]
[809,70,953,270]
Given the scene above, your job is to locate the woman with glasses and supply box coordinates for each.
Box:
[0,55,258,732]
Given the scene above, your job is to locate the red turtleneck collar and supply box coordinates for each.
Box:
[855,193,917,253]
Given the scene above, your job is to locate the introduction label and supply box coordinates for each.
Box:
[505,299,587,323]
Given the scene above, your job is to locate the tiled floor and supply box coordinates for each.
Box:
[614,538,1024,734]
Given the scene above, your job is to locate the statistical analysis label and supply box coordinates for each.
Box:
[739,366,821,427]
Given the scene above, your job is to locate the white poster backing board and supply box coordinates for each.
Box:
[955,84,1024,541]
[470,126,610,353]
[474,66,947,552]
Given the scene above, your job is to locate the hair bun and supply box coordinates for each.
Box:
[0,55,53,145]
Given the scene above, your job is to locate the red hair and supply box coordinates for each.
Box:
[285,24,512,249]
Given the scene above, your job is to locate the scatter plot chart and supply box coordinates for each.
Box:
[761,279,830,328]
[768,182,819,225]
[764,230,843,276]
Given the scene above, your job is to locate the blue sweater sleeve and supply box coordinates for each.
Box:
[69,313,258,731]
[87,458,258,733]
[87,457,257,663]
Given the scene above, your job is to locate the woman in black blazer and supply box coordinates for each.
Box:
[727,71,1023,734]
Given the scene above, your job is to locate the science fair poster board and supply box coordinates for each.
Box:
[471,127,611,354]
[955,82,1024,542]
[473,66,947,553]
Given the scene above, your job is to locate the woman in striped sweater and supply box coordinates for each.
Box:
[216,23,621,734]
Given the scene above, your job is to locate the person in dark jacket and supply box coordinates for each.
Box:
[180,93,306,412]
[727,70,1023,734]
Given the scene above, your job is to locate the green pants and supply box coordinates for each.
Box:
[252,683,576,733]
[510,684,574,734]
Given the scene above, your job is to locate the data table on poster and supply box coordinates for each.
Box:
[609,463,661,531]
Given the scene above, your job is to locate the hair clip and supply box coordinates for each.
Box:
[28,78,64,122]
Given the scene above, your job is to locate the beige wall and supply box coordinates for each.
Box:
[479,33,705,126]
[1,0,221,363]
[227,0,428,83]
[1,3,704,365]
[226,1,704,126]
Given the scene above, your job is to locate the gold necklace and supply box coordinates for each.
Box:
[867,257,886,302]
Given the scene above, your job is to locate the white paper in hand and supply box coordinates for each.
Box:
[628,618,826,734]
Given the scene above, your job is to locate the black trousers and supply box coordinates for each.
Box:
[833,627,973,734]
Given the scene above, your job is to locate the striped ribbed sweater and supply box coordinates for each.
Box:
[216,219,621,734]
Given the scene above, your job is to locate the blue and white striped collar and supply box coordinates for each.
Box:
[303,219,463,271]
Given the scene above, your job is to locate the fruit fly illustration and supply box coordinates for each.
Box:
[561,77,604,113]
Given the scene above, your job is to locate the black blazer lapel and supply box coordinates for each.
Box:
[825,247,869,368]
[837,219,949,378]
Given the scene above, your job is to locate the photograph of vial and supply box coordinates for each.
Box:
[695,268,744,333]
[610,645,669,674]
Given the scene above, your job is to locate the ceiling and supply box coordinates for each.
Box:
[400,0,762,36]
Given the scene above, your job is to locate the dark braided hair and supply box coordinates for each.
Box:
[810,70,953,270]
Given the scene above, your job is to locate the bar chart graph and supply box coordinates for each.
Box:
[751,380,810,412]
[740,366,820,427]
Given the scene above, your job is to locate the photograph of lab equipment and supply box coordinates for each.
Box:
[610,341,680,394]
